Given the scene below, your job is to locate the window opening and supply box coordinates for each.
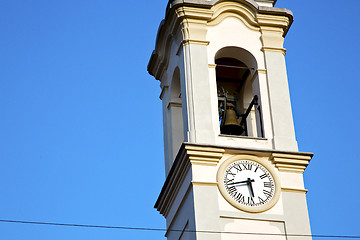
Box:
[216,57,262,137]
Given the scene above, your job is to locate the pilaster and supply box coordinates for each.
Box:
[176,7,218,144]
[259,14,298,151]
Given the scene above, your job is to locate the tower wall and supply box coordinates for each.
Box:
[149,1,313,239]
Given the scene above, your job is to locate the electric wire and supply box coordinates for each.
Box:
[0,219,359,238]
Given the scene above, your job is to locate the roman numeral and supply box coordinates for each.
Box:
[248,197,255,206]
[264,182,272,188]
[258,196,265,204]
[228,186,237,194]
[234,192,242,200]
[263,189,272,198]
[242,164,252,171]
[254,166,259,172]
[233,164,242,172]
[227,171,236,177]
[225,178,234,185]
[260,173,267,179]
[234,193,245,203]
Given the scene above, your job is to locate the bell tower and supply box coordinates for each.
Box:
[148,0,313,239]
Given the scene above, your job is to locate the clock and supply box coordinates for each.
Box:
[217,156,281,213]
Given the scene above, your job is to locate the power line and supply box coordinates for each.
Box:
[0,219,359,239]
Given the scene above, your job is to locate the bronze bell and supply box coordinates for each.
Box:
[221,103,244,135]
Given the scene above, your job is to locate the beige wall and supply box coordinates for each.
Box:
[150,1,312,240]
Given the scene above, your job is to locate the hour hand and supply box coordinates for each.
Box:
[247,178,255,197]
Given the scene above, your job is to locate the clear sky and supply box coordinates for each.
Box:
[0,0,359,239]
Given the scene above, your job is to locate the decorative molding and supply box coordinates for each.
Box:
[257,69,267,74]
[209,1,259,29]
[148,1,293,80]
[155,147,191,217]
[281,187,308,194]
[218,134,267,141]
[257,14,290,31]
[182,39,210,46]
[159,86,168,100]
[261,46,287,55]
[220,215,285,223]
[256,0,276,4]
[175,6,213,21]
[208,12,259,32]
[192,181,217,186]
[155,144,224,216]
[176,43,183,56]
[271,153,312,173]
[186,145,225,166]
[167,101,182,109]
[163,166,191,218]
[208,64,217,68]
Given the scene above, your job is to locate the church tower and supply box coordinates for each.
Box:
[148,0,313,239]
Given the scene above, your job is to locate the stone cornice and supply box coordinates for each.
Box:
[183,142,313,157]
[187,145,225,166]
[167,101,182,109]
[165,0,292,23]
[281,187,308,193]
[271,153,312,173]
[154,144,225,216]
[256,0,277,5]
[261,46,287,55]
[154,145,191,217]
[208,1,259,30]
[148,0,293,80]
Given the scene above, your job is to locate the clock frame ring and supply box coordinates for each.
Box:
[217,155,281,213]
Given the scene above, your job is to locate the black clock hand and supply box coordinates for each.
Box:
[247,178,255,197]
[227,180,249,186]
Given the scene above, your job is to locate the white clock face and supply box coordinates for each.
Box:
[223,160,275,207]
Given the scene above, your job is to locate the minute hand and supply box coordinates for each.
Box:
[227,180,250,185]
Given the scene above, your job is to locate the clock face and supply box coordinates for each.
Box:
[217,157,280,213]
[224,160,275,207]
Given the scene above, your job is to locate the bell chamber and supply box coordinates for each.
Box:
[216,57,263,138]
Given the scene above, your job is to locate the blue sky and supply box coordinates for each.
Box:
[0,0,359,239]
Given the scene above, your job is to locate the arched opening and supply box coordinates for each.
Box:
[215,47,264,137]
[168,67,184,160]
